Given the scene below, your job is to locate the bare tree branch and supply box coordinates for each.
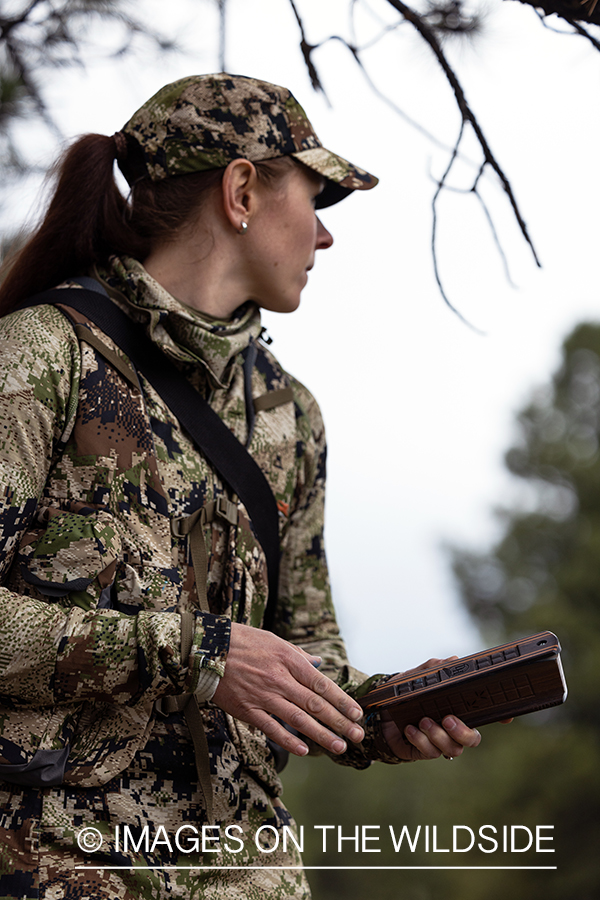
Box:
[329,34,459,153]
[217,0,227,71]
[288,0,328,96]
[512,0,600,27]
[429,118,486,330]
[384,0,541,269]
[472,184,517,289]
[557,12,600,47]
[0,1,177,184]
[430,162,517,288]
[289,0,540,320]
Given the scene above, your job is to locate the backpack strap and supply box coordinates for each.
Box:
[157,612,214,825]
[71,323,140,390]
[23,287,281,630]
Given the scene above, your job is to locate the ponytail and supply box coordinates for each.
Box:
[0,133,150,315]
[0,137,297,317]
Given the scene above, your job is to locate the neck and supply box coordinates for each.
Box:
[144,232,252,319]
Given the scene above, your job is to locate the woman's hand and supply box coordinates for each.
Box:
[380,657,483,762]
[212,622,365,757]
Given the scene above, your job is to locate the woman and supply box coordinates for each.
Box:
[0,74,480,898]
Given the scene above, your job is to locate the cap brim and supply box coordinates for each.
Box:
[292,146,378,209]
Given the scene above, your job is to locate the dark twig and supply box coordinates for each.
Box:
[288,0,328,96]
[290,0,536,321]
[427,159,516,288]
[430,119,486,331]
[351,10,408,52]
[556,13,600,48]
[345,41,464,153]
[533,7,575,31]
[384,0,541,270]
[534,5,600,50]
[289,14,478,163]
[473,187,517,288]
[217,0,227,71]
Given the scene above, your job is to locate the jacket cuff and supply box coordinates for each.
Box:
[362,710,405,765]
[194,667,221,702]
[185,613,231,692]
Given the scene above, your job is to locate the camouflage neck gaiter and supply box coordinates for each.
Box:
[96,255,263,387]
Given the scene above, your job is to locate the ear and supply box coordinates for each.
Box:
[221,159,259,233]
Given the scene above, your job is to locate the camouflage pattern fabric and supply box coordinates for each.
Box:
[118,73,378,208]
[0,257,399,897]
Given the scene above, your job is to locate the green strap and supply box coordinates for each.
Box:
[73,323,140,390]
[183,695,215,825]
[158,691,214,824]
[253,385,294,413]
[190,522,210,614]
[180,610,195,661]
[167,503,240,823]
[160,612,214,824]
[171,498,239,614]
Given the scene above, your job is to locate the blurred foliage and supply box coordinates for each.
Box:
[281,321,600,899]
[0,0,174,184]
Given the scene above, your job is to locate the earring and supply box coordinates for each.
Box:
[238,221,248,235]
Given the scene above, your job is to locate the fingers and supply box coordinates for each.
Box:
[248,709,311,757]
[274,696,364,755]
[391,656,458,681]
[212,624,365,756]
[440,715,482,749]
[287,651,364,722]
[267,653,365,752]
[403,715,482,761]
[247,700,360,758]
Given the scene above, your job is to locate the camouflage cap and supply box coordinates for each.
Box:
[118,73,378,209]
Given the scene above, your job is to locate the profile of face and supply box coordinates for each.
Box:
[241,164,334,314]
[143,160,335,319]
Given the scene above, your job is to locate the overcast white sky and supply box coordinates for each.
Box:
[5,0,600,674]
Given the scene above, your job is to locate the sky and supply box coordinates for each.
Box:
[4,0,600,675]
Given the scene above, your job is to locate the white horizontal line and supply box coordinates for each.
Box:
[75,866,558,871]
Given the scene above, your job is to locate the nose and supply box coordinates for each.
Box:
[316,217,334,250]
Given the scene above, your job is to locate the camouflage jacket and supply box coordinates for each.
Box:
[0,256,396,794]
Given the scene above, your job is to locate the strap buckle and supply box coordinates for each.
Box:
[171,497,237,538]
[214,496,238,526]
[171,507,204,538]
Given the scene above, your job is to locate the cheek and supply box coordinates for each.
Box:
[300,213,318,248]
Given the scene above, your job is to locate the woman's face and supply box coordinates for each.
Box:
[243,165,333,313]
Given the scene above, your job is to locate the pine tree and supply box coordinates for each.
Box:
[449,321,600,898]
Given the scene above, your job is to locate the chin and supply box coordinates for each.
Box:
[260,295,302,314]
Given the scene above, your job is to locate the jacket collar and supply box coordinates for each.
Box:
[95,256,263,388]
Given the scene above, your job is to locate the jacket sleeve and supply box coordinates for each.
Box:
[0,305,229,708]
[274,376,402,768]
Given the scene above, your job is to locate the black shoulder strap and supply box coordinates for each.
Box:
[25,288,280,628]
